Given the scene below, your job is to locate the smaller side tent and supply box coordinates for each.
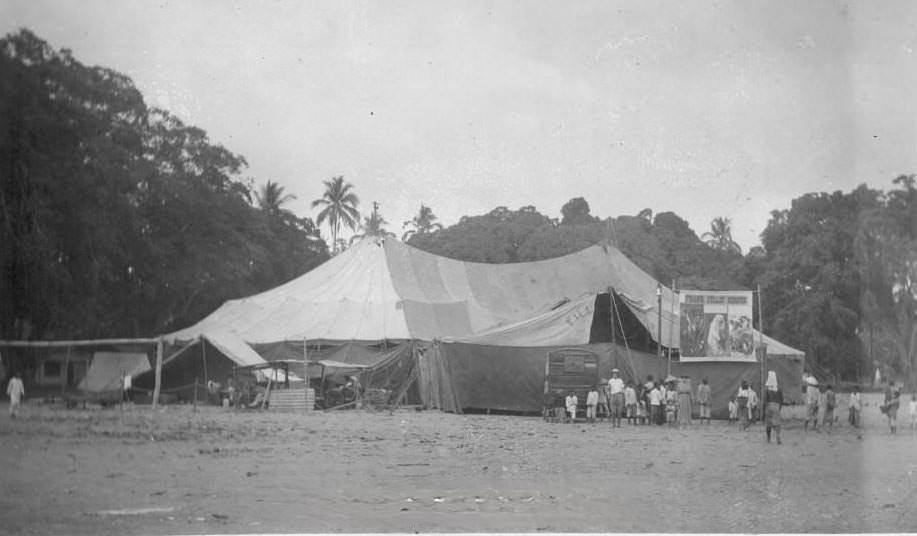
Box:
[78,352,151,393]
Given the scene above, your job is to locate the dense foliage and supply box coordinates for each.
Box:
[0,30,328,340]
[3,30,914,385]
[407,187,915,384]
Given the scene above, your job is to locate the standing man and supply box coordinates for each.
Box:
[7,372,25,418]
[803,376,820,432]
[676,374,693,426]
[763,371,783,444]
[696,378,712,424]
[736,380,752,430]
[823,384,837,429]
[649,382,664,425]
[848,386,863,440]
[608,369,625,428]
[883,380,900,434]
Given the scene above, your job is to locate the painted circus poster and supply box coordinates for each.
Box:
[679,290,755,361]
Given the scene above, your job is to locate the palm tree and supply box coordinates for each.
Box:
[702,217,742,254]
[255,180,296,217]
[311,176,360,253]
[351,201,394,243]
[402,204,443,241]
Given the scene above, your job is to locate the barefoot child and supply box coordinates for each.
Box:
[586,386,599,423]
[728,397,738,424]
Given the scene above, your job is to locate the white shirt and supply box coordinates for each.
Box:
[608,377,624,395]
[586,390,599,406]
[624,386,637,405]
[649,388,662,406]
[849,392,861,411]
[7,377,24,399]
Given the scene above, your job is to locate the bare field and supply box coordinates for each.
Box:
[1,395,916,534]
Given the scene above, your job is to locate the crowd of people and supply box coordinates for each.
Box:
[552,369,721,428]
[549,369,917,442]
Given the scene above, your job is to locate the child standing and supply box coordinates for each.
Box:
[565,391,578,423]
[728,398,738,424]
[624,382,638,425]
[586,386,599,424]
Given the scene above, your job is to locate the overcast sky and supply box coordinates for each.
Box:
[3,1,916,251]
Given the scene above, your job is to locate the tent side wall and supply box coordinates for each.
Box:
[425,341,803,417]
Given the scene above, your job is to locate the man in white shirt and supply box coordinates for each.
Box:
[649,383,663,425]
[608,369,625,428]
[565,392,578,423]
[736,381,752,429]
[585,387,599,423]
[7,372,25,418]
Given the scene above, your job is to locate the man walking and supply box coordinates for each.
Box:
[7,372,25,418]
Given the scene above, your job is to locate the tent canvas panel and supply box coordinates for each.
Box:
[78,352,151,393]
[426,341,803,418]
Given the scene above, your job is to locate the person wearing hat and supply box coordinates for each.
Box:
[803,375,820,432]
[763,370,783,444]
[608,369,625,427]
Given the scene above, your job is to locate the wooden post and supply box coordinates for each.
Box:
[152,337,163,409]
[201,338,208,393]
[193,377,198,412]
[607,287,616,347]
[757,284,766,418]
[303,337,309,411]
[667,279,676,377]
[62,345,72,396]
[657,283,663,379]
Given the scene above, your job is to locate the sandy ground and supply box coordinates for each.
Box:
[1,395,916,535]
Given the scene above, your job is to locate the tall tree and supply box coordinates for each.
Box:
[753,186,882,381]
[311,175,360,253]
[702,217,742,254]
[560,197,598,226]
[855,175,917,383]
[0,29,329,340]
[402,204,443,241]
[255,180,296,217]
[352,201,394,242]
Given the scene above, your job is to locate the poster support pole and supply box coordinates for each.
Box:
[656,283,663,379]
[757,284,766,419]
[667,279,676,377]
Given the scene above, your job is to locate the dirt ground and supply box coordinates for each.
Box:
[1,394,916,535]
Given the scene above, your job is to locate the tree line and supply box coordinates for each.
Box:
[2,30,914,385]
